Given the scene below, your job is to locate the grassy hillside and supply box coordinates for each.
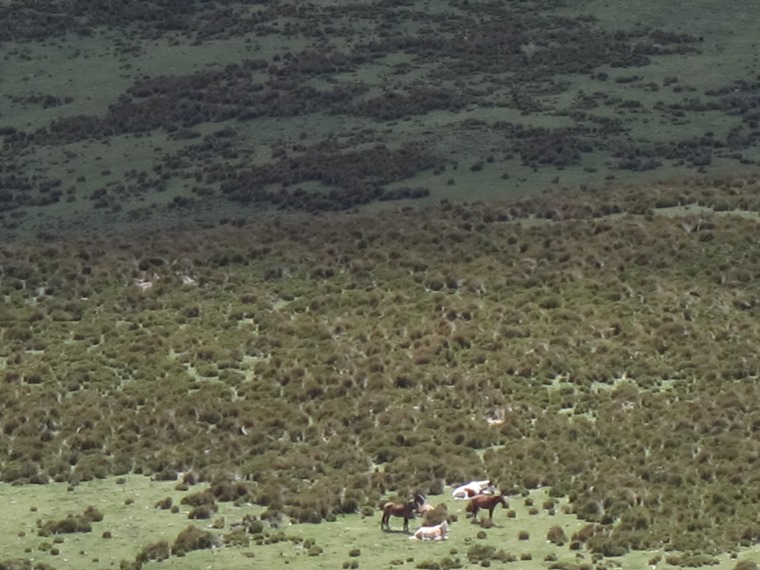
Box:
[3,179,760,568]
[3,0,760,235]
[4,476,754,570]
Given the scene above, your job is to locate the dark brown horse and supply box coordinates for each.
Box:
[381,493,426,532]
[467,493,509,521]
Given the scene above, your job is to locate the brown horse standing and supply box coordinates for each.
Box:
[381,493,426,532]
[467,493,509,522]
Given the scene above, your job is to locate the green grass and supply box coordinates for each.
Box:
[1,476,758,569]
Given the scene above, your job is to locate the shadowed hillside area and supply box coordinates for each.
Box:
[2,0,760,235]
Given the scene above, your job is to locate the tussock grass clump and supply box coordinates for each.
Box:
[665,553,720,567]
[135,540,170,564]
[171,525,219,556]
[154,497,172,510]
[467,544,495,564]
[546,525,568,545]
[222,528,249,547]
[37,505,103,537]
[180,489,216,508]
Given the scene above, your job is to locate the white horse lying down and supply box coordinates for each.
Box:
[452,480,495,500]
[410,521,448,541]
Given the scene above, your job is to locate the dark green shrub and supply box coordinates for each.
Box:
[618,506,651,531]
[307,545,323,556]
[211,480,251,502]
[294,507,323,524]
[467,544,495,564]
[171,525,219,556]
[136,540,170,564]
[82,505,104,523]
[154,497,173,510]
[493,551,515,563]
[587,535,628,557]
[339,496,360,514]
[153,469,178,481]
[439,557,463,569]
[575,499,603,520]
[38,505,102,536]
[546,525,567,545]
[423,504,448,526]
[180,489,216,508]
[188,505,216,519]
[664,553,720,567]
[571,523,602,543]
[223,529,250,547]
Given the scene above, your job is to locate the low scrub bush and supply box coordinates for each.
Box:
[664,553,720,567]
[223,529,250,547]
[547,525,567,545]
[467,544,496,564]
[136,540,170,564]
[172,525,219,556]
[37,505,103,536]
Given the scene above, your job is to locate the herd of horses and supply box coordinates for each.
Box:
[380,480,510,537]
